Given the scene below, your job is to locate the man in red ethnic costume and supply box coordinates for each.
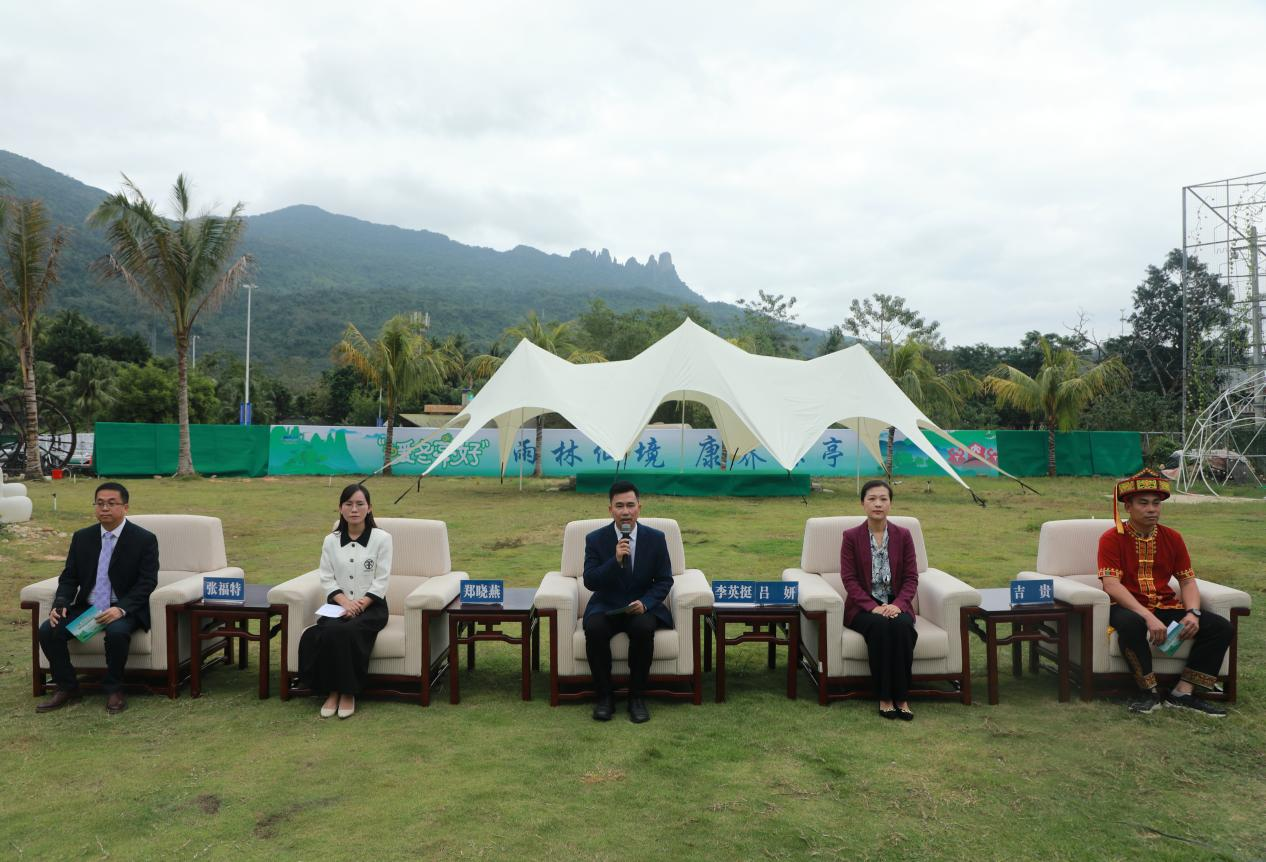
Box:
[1097,469,1232,717]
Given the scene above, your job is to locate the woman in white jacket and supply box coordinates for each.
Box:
[298,483,392,719]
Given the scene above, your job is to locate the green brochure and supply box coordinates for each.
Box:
[66,606,108,642]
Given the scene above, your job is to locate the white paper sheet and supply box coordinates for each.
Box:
[315,603,346,618]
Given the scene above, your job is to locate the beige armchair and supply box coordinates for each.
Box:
[20,514,241,698]
[782,516,980,705]
[534,517,713,705]
[0,467,33,523]
[1017,519,1252,701]
[268,517,467,706]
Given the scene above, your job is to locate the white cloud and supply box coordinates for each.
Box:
[4,0,1266,344]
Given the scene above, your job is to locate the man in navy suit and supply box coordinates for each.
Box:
[36,482,159,715]
[582,480,673,723]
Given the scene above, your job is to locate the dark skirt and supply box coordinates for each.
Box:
[298,601,389,696]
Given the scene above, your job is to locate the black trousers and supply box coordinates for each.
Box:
[583,611,665,697]
[847,611,917,701]
[1109,605,1232,692]
[298,601,389,696]
[39,608,141,694]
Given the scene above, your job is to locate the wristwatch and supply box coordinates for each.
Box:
[1186,608,1201,617]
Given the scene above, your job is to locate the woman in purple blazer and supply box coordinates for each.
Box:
[839,479,919,720]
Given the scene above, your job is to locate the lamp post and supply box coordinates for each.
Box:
[240,284,256,425]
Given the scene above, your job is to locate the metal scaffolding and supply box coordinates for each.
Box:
[1178,173,1266,492]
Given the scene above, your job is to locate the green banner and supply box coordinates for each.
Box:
[995,430,1142,477]
[94,423,270,477]
[575,471,811,497]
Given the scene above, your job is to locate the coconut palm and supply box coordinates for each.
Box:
[334,313,457,475]
[88,175,251,477]
[983,336,1130,477]
[470,310,605,477]
[58,354,119,426]
[0,196,66,478]
[882,339,978,477]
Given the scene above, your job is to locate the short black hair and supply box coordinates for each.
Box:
[859,479,893,502]
[609,480,640,501]
[94,481,129,504]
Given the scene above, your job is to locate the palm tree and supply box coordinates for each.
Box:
[0,197,66,478]
[334,313,456,475]
[883,339,978,477]
[470,310,605,477]
[58,354,119,425]
[88,175,251,477]
[983,336,1130,477]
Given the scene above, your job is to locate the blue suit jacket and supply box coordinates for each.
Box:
[582,522,674,626]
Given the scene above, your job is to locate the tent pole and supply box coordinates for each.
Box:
[854,420,861,496]
[679,392,685,474]
[518,409,525,492]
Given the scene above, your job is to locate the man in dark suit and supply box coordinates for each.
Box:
[37,482,159,715]
[582,480,673,723]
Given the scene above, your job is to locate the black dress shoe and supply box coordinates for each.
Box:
[628,696,650,724]
[878,706,899,720]
[592,694,614,722]
[35,690,82,713]
[896,707,914,722]
[106,691,128,715]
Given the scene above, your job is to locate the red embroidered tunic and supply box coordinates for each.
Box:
[1097,524,1195,610]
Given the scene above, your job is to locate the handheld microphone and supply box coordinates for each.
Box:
[619,521,633,569]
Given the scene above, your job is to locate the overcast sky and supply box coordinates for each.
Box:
[5,1,1265,345]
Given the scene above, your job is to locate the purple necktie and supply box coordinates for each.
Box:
[90,532,116,609]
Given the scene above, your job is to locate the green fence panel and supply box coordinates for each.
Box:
[1088,431,1144,476]
[94,423,270,477]
[1054,431,1094,476]
[575,471,810,497]
[995,430,1046,476]
[995,430,1141,476]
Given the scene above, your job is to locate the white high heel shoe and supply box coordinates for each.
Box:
[337,697,355,719]
[320,696,338,718]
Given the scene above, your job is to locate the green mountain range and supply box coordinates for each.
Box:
[2,150,799,383]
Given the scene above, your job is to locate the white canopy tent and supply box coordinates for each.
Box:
[416,318,1017,492]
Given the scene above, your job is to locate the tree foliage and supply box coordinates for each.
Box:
[88,175,251,476]
[732,290,805,357]
[843,293,943,361]
[983,337,1131,476]
[0,195,65,477]
[333,313,458,474]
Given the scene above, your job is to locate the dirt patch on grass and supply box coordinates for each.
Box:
[194,794,221,815]
[580,767,626,784]
[254,797,335,839]
[487,536,525,550]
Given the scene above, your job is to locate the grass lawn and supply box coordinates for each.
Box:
[1,475,1263,861]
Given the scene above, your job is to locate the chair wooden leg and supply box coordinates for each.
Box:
[24,602,47,697]
[419,611,432,707]
[959,606,973,705]
[1226,608,1248,703]
[543,610,561,706]
[811,611,829,706]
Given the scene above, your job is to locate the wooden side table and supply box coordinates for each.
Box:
[703,605,800,702]
[446,587,540,704]
[963,587,1079,705]
[188,585,287,699]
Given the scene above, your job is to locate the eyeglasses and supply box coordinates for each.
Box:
[94,500,124,509]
